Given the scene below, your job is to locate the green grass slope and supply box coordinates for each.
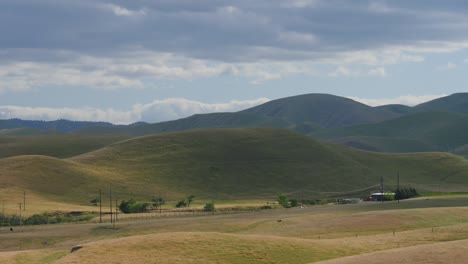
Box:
[2,128,468,207]
[0,128,62,136]
[330,136,434,153]
[77,112,292,136]
[312,111,468,152]
[0,134,130,158]
[242,93,402,128]
[414,92,468,114]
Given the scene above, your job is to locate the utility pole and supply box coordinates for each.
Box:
[109,188,113,224]
[23,191,26,211]
[99,189,102,223]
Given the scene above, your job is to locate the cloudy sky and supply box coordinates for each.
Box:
[1,0,468,124]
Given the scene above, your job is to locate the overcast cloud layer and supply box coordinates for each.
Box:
[1,0,468,122]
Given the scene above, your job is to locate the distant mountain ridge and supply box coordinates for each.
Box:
[0,118,114,132]
[1,93,467,142]
[242,93,403,128]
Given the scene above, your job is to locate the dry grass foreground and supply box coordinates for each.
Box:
[2,200,468,263]
[316,238,468,264]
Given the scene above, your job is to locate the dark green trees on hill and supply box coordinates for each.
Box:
[119,199,149,214]
[395,187,419,200]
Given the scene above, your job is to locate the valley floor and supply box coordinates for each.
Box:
[2,197,468,263]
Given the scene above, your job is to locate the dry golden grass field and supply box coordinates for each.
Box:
[2,197,468,263]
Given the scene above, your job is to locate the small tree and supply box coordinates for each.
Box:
[175,199,187,208]
[289,199,299,207]
[152,197,165,209]
[90,197,100,206]
[119,199,149,214]
[277,193,290,208]
[187,195,195,207]
[394,187,419,200]
[204,202,215,212]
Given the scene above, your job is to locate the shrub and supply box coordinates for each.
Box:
[90,197,100,206]
[187,195,195,207]
[204,202,215,212]
[277,194,290,208]
[152,197,165,209]
[394,187,419,200]
[289,199,299,207]
[176,199,187,208]
[119,199,149,214]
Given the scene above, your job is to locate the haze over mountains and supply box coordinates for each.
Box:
[1,93,468,155]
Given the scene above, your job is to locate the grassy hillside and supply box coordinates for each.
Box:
[2,128,468,210]
[77,112,292,136]
[313,111,468,152]
[242,93,402,128]
[0,128,62,136]
[0,134,129,158]
[77,93,406,136]
[414,92,468,114]
[330,136,434,153]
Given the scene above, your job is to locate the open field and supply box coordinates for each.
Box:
[0,134,129,159]
[2,128,468,262]
[2,197,468,263]
[2,128,468,213]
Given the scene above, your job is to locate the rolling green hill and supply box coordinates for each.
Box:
[414,93,468,114]
[76,93,414,136]
[0,134,129,158]
[242,93,402,128]
[312,111,468,152]
[2,128,468,207]
[76,112,293,136]
[0,127,61,136]
[330,136,434,153]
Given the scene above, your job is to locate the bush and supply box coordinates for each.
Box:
[289,199,299,207]
[204,202,215,212]
[90,197,100,206]
[394,187,419,200]
[175,199,187,208]
[119,199,149,214]
[277,194,290,208]
[152,197,165,209]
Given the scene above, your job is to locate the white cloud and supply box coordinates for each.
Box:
[135,98,270,123]
[0,61,143,92]
[282,0,320,8]
[367,67,387,77]
[328,66,353,77]
[0,51,320,92]
[102,4,146,17]
[348,94,447,106]
[0,98,270,124]
[328,66,387,77]
[0,105,138,124]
